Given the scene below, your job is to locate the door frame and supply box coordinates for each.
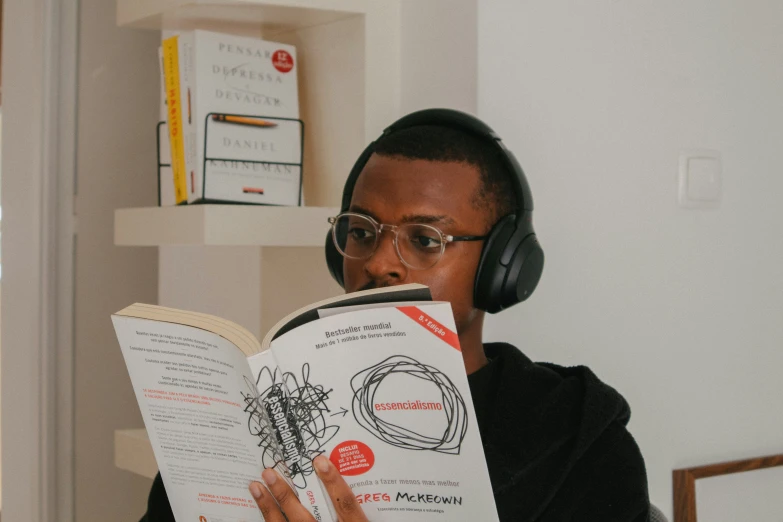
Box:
[1,0,78,520]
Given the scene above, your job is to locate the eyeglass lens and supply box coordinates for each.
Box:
[332,214,445,270]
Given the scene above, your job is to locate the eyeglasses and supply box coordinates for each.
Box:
[328,212,487,270]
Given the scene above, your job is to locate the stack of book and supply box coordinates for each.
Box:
[157,30,303,206]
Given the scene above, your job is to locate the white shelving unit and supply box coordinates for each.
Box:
[113,0,479,481]
[112,0,399,328]
[112,0,400,480]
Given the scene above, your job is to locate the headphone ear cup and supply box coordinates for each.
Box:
[325,232,345,288]
[474,216,545,313]
[473,216,516,312]
[500,234,544,309]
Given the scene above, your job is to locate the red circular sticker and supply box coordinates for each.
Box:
[329,440,375,476]
[272,50,294,73]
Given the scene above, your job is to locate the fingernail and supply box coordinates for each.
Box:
[249,482,264,499]
[314,455,331,474]
[262,468,278,486]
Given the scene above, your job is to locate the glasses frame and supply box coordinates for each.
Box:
[328,212,487,270]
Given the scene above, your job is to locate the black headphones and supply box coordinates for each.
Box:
[324,108,544,313]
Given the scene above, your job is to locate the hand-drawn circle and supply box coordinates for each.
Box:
[329,440,375,476]
[350,355,468,454]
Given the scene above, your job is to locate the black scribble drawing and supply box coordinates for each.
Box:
[351,355,468,454]
[242,364,340,489]
[241,376,295,489]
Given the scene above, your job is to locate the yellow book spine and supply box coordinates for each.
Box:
[162,36,188,204]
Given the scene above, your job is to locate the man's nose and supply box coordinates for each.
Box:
[363,230,407,283]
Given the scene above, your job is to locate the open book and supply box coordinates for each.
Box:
[112,284,499,522]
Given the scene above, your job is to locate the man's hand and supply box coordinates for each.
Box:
[249,455,368,522]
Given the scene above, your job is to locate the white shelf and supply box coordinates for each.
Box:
[117,0,367,32]
[114,205,338,246]
[115,429,157,479]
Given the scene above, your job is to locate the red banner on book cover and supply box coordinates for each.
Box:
[396,306,461,351]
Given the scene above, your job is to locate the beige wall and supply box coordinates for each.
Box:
[74,1,159,519]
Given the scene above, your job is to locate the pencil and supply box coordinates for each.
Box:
[211,114,278,128]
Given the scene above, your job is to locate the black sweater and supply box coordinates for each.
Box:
[472,343,650,521]
[140,343,650,521]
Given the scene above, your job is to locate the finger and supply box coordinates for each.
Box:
[261,468,314,522]
[314,456,368,521]
[249,481,287,522]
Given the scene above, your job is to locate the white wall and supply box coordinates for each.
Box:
[400,0,477,115]
[478,0,783,518]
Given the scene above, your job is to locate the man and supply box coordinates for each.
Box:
[141,110,650,521]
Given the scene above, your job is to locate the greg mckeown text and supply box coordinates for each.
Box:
[395,492,463,505]
[324,322,392,339]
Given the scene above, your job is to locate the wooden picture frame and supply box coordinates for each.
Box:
[673,454,783,522]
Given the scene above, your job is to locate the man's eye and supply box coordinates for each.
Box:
[348,227,375,241]
[411,234,442,250]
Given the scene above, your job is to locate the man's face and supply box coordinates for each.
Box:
[342,154,490,334]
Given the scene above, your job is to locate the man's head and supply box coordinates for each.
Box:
[325,110,545,372]
[340,124,518,343]
[371,125,519,228]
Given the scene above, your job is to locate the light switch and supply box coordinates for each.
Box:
[679,150,722,209]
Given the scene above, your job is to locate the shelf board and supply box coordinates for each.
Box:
[115,429,157,479]
[117,0,368,32]
[115,205,338,246]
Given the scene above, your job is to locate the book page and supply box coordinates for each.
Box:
[268,303,499,522]
[113,315,273,522]
[261,283,430,350]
